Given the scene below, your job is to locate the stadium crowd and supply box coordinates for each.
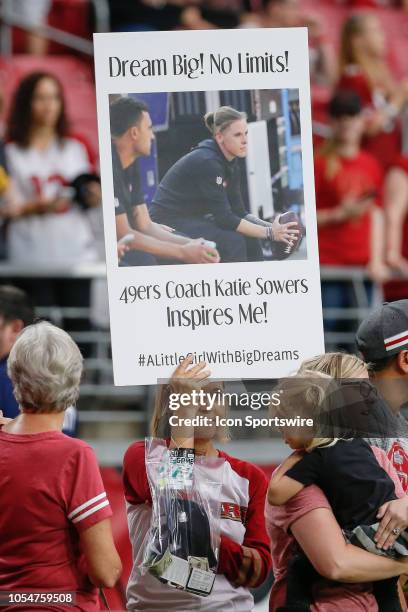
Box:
[0,0,407,333]
[0,1,408,611]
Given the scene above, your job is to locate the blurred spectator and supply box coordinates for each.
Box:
[314,90,387,328]
[338,12,408,169]
[0,285,34,420]
[243,0,336,87]
[11,0,51,54]
[0,283,77,434]
[3,72,98,332]
[0,88,18,260]
[109,0,248,31]
[181,0,246,29]
[346,0,408,9]
[0,161,17,262]
[383,154,408,300]
[109,0,199,31]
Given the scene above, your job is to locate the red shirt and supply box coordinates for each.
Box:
[384,154,408,300]
[339,67,401,171]
[315,151,383,266]
[345,1,402,7]
[0,430,113,611]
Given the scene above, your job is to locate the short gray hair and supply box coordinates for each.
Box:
[8,321,83,413]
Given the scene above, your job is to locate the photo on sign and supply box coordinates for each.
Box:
[110,88,307,267]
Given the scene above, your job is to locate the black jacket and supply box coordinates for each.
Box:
[151,139,247,230]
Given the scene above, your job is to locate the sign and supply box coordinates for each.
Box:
[93,28,324,385]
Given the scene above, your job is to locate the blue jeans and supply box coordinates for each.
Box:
[120,250,157,267]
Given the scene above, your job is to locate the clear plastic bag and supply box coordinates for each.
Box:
[141,438,225,597]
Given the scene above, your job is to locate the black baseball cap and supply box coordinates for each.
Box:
[356,300,408,363]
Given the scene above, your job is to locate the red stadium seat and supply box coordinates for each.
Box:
[0,55,98,160]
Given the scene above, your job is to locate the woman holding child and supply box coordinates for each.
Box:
[266,353,408,611]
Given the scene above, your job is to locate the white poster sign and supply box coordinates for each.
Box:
[93,28,324,385]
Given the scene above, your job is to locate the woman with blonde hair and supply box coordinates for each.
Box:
[338,12,408,170]
[150,105,300,262]
[0,321,122,610]
[122,356,272,611]
[266,352,408,611]
[298,351,367,378]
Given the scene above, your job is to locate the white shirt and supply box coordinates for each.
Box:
[5,138,97,265]
[126,458,255,612]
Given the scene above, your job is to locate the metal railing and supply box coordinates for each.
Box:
[0,261,405,397]
[320,265,386,349]
[0,0,110,56]
[1,261,405,462]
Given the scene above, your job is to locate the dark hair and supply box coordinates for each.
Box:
[262,0,288,7]
[329,89,362,119]
[110,97,149,137]
[0,285,34,327]
[366,354,399,374]
[7,72,68,147]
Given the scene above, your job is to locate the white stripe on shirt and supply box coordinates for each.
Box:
[72,499,110,524]
[68,491,107,519]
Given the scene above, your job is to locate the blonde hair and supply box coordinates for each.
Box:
[277,371,339,452]
[298,352,367,379]
[151,383,171,438]
[339,12,393,92]
[150,382,229,442]
[204,106,247,136]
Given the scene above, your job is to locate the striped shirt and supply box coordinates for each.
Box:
[0,430,112,611]
[123,441,271,611]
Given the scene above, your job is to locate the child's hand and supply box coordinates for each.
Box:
[170,355,211,399]
[375,497,408,550]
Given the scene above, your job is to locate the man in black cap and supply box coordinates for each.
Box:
[356,299,408,492]
[356,299,408,581]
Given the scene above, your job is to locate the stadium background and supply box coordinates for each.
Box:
[0,0,407,608]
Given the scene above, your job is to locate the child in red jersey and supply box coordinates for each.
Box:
[123,356,272,612]
[315,90,387,333]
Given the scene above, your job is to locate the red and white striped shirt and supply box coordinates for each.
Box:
[123,441,271,611]
[0,430,112,611]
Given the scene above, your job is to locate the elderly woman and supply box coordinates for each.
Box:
[0,321,122,610]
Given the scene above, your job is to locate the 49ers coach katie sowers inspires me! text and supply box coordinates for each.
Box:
[119,276,309,331]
